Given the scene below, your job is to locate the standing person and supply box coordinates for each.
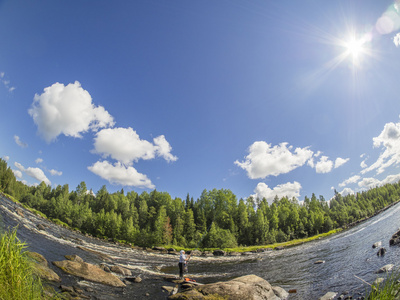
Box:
[178,250,190,278]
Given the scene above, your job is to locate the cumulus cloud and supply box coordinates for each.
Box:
[315,156,334,173]
[339,187,355,196]
[361,118,400,175]
[335,157,349,168]
[251,181,302,203]
[14,135,27,148]
[235,142,313,179]
[14,162,51,185]
[88,161,155,189]
[12,169,23,179]
[92,127,177,165]
[35,158,43,164]
[339,175,361,187]
[49,169,62,176]
[28,81,115,143]
[394,33,400,46]
[358,173,400,189]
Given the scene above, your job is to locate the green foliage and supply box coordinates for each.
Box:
[366,269,400,299]
[1,159,400,249]
[0,228,43,299]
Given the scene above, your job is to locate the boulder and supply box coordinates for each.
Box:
[110,265,132,276]
[189,250,202,256]
[168,274,285,300]
[377,247,386,256]
[52,259,125,287]
[272,286,289,299]
[376,264,394,274]
[26,251,61,282]
[389,230,400,246]
[65,254,84,263]
[372,241,382,248]
[213,249,225,256]
[373,278,384,286]
[319,292,337,300]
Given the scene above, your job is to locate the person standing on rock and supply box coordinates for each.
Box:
[178,250,190,278]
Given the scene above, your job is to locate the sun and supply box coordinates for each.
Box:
[340,33,372,66]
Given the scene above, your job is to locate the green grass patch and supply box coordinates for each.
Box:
[0,227,43,300]
[366,268,400,299]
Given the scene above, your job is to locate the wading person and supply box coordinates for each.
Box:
[178,250,190,278]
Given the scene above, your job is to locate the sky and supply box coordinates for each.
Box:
[1,0,400,203]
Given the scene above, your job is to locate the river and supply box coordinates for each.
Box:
[1,194,400,299]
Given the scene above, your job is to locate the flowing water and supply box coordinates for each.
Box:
[1,194,400,299]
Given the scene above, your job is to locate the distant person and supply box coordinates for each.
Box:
[178,250,190,278]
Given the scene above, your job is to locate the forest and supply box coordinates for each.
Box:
[1,158,399,249]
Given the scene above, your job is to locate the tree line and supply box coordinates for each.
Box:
[1,158,399,249]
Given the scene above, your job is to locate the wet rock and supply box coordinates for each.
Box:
[275,246,285,250]
[60,285,75,293]
[26,251,61,282]
[228,251,241,256]
[314,260,325,264]
[189,250,202,256]
[273,286,289,299]
[168,274,285,300]
[213,249,225,256]
[376,264,394,273]
[319,292,337,300]
[372,241,382,248]
[153,246,166,252]
[167,248,176,252]
[36,224,46,231]
[134,276,142,283]
[201,251,213,257]
[373,277,384,285]
[77,246,113,262]
[377,247,386,256]
[162,286,175,293]
[65,254,84,263]
[110,265,132,276]
[52,259,126,287]
[389,230,400,246]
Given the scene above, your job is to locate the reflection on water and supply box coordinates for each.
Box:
[2,195,400,299]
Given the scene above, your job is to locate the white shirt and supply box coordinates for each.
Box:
[179,253,187,263]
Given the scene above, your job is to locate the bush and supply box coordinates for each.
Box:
[0,228,43,299]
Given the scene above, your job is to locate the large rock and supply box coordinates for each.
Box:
[319,292,337,300]
[26,251,61,282]
[376,264,394,274]
[52,259,125,287]
[390,230,400,246]
[168,274,285,300]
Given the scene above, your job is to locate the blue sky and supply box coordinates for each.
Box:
[1,0,400,202]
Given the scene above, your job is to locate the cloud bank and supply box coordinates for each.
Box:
[252,181,302,203]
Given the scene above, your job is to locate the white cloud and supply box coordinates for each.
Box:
[88,161,154,189]
[3,156,9,161]
[394,33,400,46]
[360,159,368,168]
[0,72,15,92]
[12,169,22,179]
[251,181,302,203]
[339,187,355,196]
[92,127,177,165]
[315,156,334,173]
[14,162,51,185]
[361,118,400,175]
[49,169,62,176]
[335,157,349,168]
[339,175,361,187]
[359,173,400,189]
[235,141,313,179]
[29,81,115,143]
[14,135,27,148]
[35,158,43,164]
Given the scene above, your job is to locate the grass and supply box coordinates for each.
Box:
[0,227,43,300]
[366,269,400,299]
